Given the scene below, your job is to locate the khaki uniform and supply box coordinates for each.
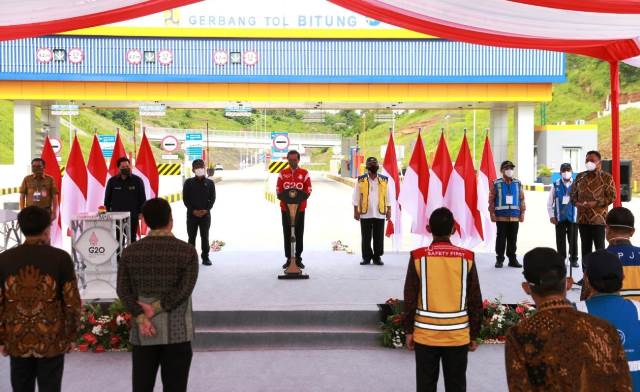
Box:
[19,174,58,210]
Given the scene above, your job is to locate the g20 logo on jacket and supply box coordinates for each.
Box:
[283,182,304,190]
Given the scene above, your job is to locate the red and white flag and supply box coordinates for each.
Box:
[61,135,87,234]
[428,131,453,219]
[133,132,158,236]
[134,132,159,199]
[108,130,128,177]
[381,131,402,251]
[444,134,484,248]
[477,135,498,251]
[86,135,108,213]
[41,136,62,248]
[398,131,430,239]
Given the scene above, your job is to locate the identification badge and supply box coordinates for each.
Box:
[41,189,47,197]
[562,195,570,205]
[33,191,41,202]
[505,195,514,205]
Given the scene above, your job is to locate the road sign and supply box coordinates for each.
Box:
[51,104,79,116]
[98,135,116,158]
[185,132,203,161]
[161,135,179,152]
[49,137,62,154]
[271,132,290,158]
[139,104,166,117]
[161,154,180,160]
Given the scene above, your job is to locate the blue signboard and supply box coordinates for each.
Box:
[98,134,116,158]
[185,132,203,161]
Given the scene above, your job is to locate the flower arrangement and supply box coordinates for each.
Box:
[478,297,536,343]
[76,300,132,352]
[331,240,353,253]
[380,298,406,348]
[210,240,226,252]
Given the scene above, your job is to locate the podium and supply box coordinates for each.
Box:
[277,189,309,280]
[70,212,131,299]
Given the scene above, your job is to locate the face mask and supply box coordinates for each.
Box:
[562,172,572,180]
[119,168,131,176]
[585,162,597,171]
[504,169,514,178]
[194,168,206,177]
[368,165,379,174]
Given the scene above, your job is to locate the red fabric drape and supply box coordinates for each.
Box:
[0,0,201,41]
[509,0,640,14]
[328,0,640,62]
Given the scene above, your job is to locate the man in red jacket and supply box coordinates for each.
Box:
[276,150,312,269]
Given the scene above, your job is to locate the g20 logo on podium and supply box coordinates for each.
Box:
[76,227,119,265]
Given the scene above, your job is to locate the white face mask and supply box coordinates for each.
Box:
[504,169,514,178]
[194,168,206,177]
[562,171,572,180]
[585,162,597,171]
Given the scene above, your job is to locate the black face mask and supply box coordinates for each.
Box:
[367,165,379,173]
[32,167,44,175]
[120,168,131,176]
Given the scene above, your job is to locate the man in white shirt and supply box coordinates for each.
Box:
[547,163,579,268]
[353,157,392,265]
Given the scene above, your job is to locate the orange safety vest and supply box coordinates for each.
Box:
[411,243,474,346]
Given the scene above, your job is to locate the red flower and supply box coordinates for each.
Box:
[82,333,97,345]
[483,299,490,310]
[497,336,506,342]
[94,344,105,353]
[110,336,121,348]
[87,314,97,325]
[77,343,89,352]
[516,306,525,315]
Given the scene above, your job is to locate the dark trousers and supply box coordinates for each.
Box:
[415,344,468,392]
[360,218,385,261]
[187,213,211,258]
[555,221,578,262]
[132,342,193,392]
[281,210,305,259]
[495,221,519,262]
[10,355,65,392]
[578,224,606,268]
[130,217,139,243]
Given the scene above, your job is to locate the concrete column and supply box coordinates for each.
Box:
[490,107,509,171]
[40,103,61,139]
[515,103,535,184]
[13,101,36,172]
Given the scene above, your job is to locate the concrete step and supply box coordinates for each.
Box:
[193,310,382,350]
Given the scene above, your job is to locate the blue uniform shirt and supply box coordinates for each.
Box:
[576,294,640,391]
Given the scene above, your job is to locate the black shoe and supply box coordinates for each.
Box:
[575,278,584,286]
[202,257,212,266]
[373,258,384,266]
[508,259,522,268]
[296,257,305,269]
[282,259,290,269]
[360,259,371,265]
[570,260,579,268]
[495,259,504,268]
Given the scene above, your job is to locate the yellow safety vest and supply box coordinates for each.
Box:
[411,243,474,346]
[357,174,388,215]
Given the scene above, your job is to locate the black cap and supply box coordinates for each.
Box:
[585,250,623,293]
[560,163,572,172]
[366,157,378,164]
[523,247,566,287]
[500,160,515,170]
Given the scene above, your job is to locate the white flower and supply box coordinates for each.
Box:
[116,315,126,326]
[92,325,103,336]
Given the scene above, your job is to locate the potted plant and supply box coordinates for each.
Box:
[536,165,552,184]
